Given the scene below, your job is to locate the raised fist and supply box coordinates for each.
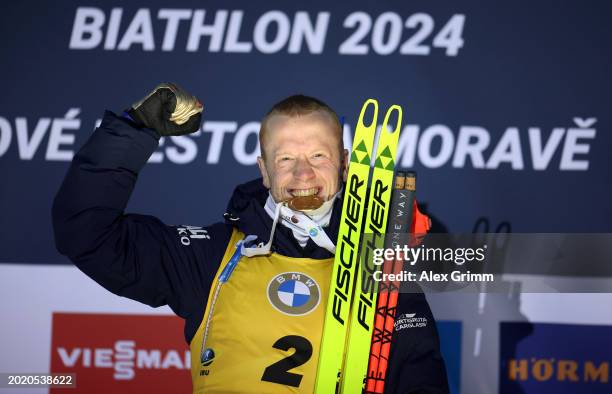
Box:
[128,83,203,136]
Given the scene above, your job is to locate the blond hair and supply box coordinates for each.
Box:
[259,95,342,158]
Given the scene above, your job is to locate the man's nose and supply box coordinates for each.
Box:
[293,158,316,180]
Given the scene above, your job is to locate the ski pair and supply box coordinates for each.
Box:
[315,99,402,394]
[365,172,416,393]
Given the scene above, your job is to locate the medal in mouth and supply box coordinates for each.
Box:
[286,187,324,211]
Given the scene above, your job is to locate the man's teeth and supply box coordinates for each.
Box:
[291,188,318,197]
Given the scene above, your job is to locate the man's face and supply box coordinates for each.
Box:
[257,111,348,203]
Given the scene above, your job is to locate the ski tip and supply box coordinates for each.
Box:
[358,99,379,129]
[381,105,403,135]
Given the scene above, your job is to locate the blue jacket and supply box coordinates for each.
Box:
[52,111,449,393]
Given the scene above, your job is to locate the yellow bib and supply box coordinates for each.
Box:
[190,229,333,393]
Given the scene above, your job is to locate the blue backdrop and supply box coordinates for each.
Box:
[1,0,610,263]
[1,3,611,393]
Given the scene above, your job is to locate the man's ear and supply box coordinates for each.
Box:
[342,149,349,181]
[257,156,271,188]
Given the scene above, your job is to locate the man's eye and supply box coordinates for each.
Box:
[312,153,325,158]
[279,157,292,162]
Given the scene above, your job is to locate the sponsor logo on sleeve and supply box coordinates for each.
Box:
[176,225,210,246]
[394,313,428,331]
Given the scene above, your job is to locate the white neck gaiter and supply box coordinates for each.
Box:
[240,191,339,257]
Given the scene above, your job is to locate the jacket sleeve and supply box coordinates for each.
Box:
[51,111,232,322]
[385,290,450,394]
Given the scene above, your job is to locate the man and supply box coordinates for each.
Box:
[52,84,449,393]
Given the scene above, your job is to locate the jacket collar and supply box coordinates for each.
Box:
[224,178,341,259]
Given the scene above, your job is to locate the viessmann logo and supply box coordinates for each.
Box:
[50,313,191,393]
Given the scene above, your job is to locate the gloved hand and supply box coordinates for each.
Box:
[127,82,203,136]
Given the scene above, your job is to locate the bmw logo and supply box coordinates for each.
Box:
[267,272,321,316]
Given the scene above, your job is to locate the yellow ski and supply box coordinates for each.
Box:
[314,99,378,393]
[340,105,402,394]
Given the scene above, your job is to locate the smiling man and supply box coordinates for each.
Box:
[52,84,449,393]
[257,97,347,204]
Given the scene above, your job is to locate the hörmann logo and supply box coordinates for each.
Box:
[358,179,389,330]
[507,359,609,383]
[332,173,364,325]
